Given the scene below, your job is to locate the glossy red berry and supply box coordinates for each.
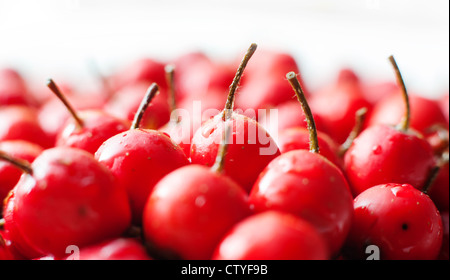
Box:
[368,93,448,136]
[309,69,372,145]
[250,150,353,256]
[344,124,436,196]
[109,57,167,93]
[105,82,171,130]
[63,238,152,260]
[276,126,342,169]
[343,56,437,196]
[190,44,281,192]
[344,183,443,260]
[0,105,53,149]
[143,123,251,260]
[212,211,329,260]
[37,87,101,146]
[142,164,251,260]
[45,79,130,154]
[56,109,130,154]
[0,68,35,107]
[95,83,189,224]
[259,100,329,140]
[249,72,354,256]
[191,112,280,193]
[4,147,131,259]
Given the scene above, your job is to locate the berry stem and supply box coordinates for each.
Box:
[46,79,84,128]
[165,64,180,124]
[338,107,368,157]
[165,64,177,113]
[211,123,233,174]
[388,55,410,132]
[130,83,160,130]
[0,151,33,175]
[222,43,258,121]
[286,71,320,154]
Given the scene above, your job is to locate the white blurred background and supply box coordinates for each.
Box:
[0,0,448,98]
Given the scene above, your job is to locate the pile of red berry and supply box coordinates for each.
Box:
[0,43,448,260]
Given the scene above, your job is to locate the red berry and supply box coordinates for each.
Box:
[45,79,130,154]
[6,147,131,258]
[190,44,281,192]
[109,57,167,92]
[343,56,437,196]
[96,128,189,224]
[63,238,152,260]
[0,68,35,107]
[249,150,353,256]
[95,84,189,224]
[235,50,308,115]
[368,93,448,136]
[344,124,436,196]
[259,100,329,139]
[56,109,130,154]
[276,127,342,169]
[191,113,280,192]
[309,72,372,145]
[249,72,354,256]
[37,88,97,146]
[0,105,53,149]
[212,211,329,260]
[344,183,443,260]
[142,164,251,260]
[105,82,171,130]
[159,65,226,157]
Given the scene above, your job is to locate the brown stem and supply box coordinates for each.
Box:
[46,79,84,128]
[388,55,410,132]
[0,151,33,175]
[165,64,177,113]
[338,107,368,157]
[222,43,258,121]
[131,83,160,130]
[211,123,233,173]
[286,71,320,154]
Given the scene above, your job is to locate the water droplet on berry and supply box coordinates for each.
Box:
[195,195,206,208]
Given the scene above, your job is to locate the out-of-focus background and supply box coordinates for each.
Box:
[0,0,448,98]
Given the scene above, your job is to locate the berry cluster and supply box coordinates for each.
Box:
[0,43,448,260]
